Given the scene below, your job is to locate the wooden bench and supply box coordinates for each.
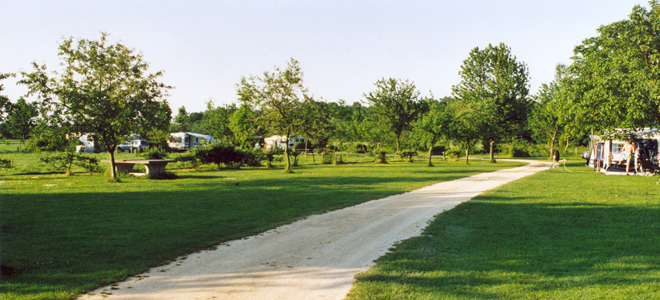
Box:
[104,159,177,176]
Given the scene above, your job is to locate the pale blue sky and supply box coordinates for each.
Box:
[0,0,649,113]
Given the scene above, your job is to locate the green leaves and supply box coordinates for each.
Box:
[19,33,172,179]
[566,2,660,133]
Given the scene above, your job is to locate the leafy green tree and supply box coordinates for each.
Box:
[229,103,259,148]
[530,64,567,159]
[446,99,488,164]
[0,72,15,123]
[364,78,424,153]
[412,98,450,166]
[19,33,172,180]
[5,97,38,144]
[561,1,660,136]
[237,58,310,173]
[173,106,191,132]
[452,43,531,162]
[202,100,237,141]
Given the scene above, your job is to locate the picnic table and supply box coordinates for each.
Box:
[104,159,176,176]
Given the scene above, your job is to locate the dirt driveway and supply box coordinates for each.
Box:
[82,160,549,300]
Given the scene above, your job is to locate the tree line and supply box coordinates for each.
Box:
[2,1,659,177]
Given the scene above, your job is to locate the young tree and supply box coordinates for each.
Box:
[5,97,38,144]
[237,58,309,173]
[229,103,259,148]
[412,98,450,166]
[364,78,424,153]
[173,106,191,132]
[529,64,567,159]
[202,100,236,141]
[452,43,531,162]
[0,72,15,123]
[446,99,488,164]
[20,33,172,180]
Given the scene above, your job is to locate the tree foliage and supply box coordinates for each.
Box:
[412,98,450,166]
[364,78,424,153]
[237,58,310,173]
[19,33,172,179]
[530,64,567,158]
[451,43,531,162]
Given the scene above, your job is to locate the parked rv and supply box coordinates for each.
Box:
[587,128,660,174]
[168,132,215,151]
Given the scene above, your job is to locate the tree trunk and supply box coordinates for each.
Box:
[465,140,470,164]
[489,140,496,163]
[549,129,558,160]
[396,135,401,155]
[284,135,292,173]
[428,145,433,167]
[109,150,117,180]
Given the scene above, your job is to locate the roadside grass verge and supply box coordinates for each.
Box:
[346,160,660,300]
[1,155,523,300]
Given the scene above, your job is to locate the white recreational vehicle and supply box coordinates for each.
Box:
[586,128,660,174]
[263,135,306,151]
[168,132,215,151]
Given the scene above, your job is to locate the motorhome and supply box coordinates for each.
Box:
[586,128,660,174]
[168,132,215,151]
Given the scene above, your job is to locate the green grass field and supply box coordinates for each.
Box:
[346,160,660,300]
[0,144,524,300]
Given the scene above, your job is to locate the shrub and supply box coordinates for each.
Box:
[40,151,101,175]
[373,150,388,164]
[321,151,334,164]
[446,149,462,161]
[140,147,169,159]
[332,153,345,165]
[240,149,263,167]
[399,150,417,162]
[0,158,12,169]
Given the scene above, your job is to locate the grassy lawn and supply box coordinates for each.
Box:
[0,145,524,300]
[346,160,660,300]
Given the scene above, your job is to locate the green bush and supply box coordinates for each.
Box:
[373,150,388,164]
[40,151,101,175]
[140,147,169,159]
[0,158,12,169]
[399,150,417,162]
[321,151,334,164]
[446,149,462,161]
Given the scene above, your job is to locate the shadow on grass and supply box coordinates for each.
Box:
[349,174,660,299]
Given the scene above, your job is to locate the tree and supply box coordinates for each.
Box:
[20,33,172,180]
[237,58,309,173]
[412,98,450,166]
[364,78,424,153]
[5,97,38,144]
[0,72,14,123]
[451,43,531,162]
[530,64,567,159]
[173,106,191,132]
[202,100,237,141]
[229,103,259,148]
[562,1,660,136]
[446,99,488,164]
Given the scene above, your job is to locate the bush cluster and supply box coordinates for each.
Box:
[176,142,262,169]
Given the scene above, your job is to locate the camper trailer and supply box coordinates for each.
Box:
[168,132,215,151]
[264,135,306,151]
[587,128,660,174]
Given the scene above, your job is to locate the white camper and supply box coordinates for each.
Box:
[168,132,215,151]
[587,128,660,174]
[264,135,306,151]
